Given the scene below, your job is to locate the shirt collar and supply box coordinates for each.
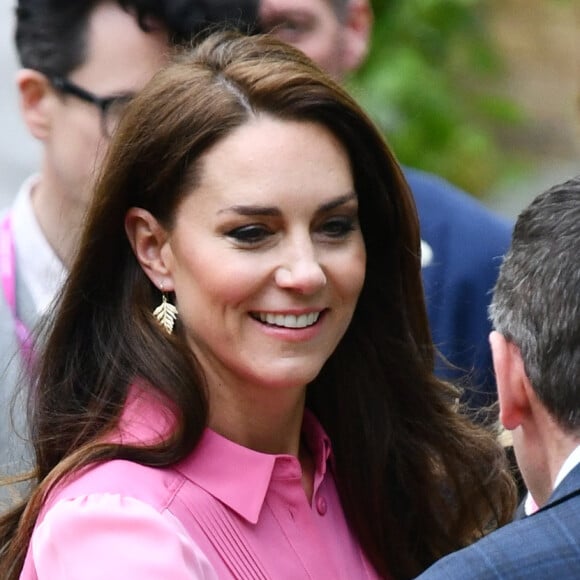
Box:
[11,175,67,314]
[118,385,333,524]
[523,444,580,516]
[175,409,333,524]
[554,444,580,490]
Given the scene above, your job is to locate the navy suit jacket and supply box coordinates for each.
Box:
[404,168,513,409]
[415,464,580,579]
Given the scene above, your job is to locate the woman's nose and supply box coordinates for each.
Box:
[274,245,327,295]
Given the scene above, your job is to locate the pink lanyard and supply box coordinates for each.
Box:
[0,214,34,365]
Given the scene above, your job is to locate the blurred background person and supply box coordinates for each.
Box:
[417,176,580,578]
[0,0,259,511]
[0,31,516,579]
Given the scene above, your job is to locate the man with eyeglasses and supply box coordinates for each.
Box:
[0,0,258,511]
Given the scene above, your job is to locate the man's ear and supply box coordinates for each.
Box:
[490,331,530,431]
[16,69,55,141]
[341,0,373,73]
[125,207,175,292]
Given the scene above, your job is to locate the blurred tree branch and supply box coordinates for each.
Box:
[348,0,531,196]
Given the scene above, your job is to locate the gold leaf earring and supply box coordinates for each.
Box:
[153,284,178,334]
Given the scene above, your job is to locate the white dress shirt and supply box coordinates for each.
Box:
[11,175,67,315]
[524,444,580,515]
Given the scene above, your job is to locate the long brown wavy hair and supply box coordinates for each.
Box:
[0,30,517,579]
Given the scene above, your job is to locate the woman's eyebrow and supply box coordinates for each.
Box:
[317,192,358,214]
[218,205,281,216]
[218,192,357,217]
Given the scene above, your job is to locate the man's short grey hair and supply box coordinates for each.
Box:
[489,176,580,432]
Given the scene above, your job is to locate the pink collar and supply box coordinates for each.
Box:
[117,384,333,525]
[176,411,332,524]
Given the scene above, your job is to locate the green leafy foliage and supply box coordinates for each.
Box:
[348,0,528,196]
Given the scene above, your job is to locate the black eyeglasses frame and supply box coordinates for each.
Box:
[49,75,134,138]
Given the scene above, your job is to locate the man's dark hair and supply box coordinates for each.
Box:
[490,175,580,432]
[15,0,259,77]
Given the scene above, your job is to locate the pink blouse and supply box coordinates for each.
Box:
[21,392,381,579]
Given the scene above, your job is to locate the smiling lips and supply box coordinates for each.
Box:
[252,311,323,329]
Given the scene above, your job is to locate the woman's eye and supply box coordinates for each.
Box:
[321,217,356,238]
[226,224,272,244]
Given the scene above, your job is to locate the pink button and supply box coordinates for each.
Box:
[316,496,327,516]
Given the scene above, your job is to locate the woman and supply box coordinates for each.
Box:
[0,31,516,579]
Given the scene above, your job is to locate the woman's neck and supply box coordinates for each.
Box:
[208,384,306,455]
[208,387,316,503]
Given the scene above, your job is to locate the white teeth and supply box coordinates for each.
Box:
[256,311,320,329]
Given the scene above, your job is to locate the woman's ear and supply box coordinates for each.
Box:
[125,207,175,291]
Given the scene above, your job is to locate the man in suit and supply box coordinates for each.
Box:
[258,0,512,410]
[417,176,580,579]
